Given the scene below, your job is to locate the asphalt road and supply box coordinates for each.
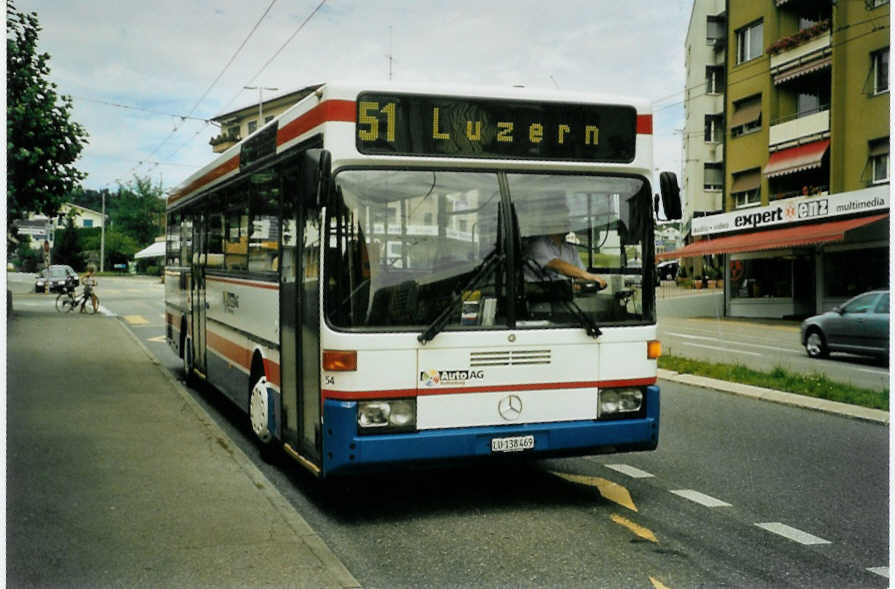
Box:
[9,274,889,588]
[657,290,890,392]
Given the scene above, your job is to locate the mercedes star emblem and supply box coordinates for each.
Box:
[498,394,523,421]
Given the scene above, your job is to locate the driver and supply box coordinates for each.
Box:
[522,199,607,289]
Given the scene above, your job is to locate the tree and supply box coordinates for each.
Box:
[81,227,139,270]
[114,176,167,246]
[7,1,89,223]
[52,211,86,270]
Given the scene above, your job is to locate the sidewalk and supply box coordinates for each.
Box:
[7,307,360,588]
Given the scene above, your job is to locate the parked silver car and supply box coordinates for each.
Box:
[800,290,889,359]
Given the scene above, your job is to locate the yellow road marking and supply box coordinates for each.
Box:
[123,315,149,325]
[147,335,166,343]
[610,513,657,543]
[550,471,638,511]
[649,576,671,589]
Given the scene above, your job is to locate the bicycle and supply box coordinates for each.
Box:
[55,276,99,314]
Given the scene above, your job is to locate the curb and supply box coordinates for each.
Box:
[112,315,362,589]
[658,368,889,425]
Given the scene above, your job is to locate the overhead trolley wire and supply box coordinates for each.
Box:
[215,0,329,115]
[131,0,281,177]
[157,0,329,174]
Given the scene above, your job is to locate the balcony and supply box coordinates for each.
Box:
[769,109,829,149]
[769,27,832,85]
[209,131,241,154]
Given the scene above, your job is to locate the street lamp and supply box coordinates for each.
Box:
[243,86,279,126]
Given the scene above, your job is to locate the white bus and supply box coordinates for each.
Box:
[165,82,682,477]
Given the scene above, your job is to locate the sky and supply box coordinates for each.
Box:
[16,0,694,195]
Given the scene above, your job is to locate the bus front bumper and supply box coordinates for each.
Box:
[322,385,659,477]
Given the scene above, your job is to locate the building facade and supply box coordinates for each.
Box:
[682,0,728,263]
[16,202,105,246]
[669,0,889,318]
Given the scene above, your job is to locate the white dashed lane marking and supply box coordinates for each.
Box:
[603,464,655,478]
[755,522,831,545]
[670,489,731,508]
[867,567,889,578]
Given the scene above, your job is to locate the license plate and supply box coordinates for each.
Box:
[491,435,535,453]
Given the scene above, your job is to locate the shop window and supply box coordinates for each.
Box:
[823,248,888,298]
[736,20,763,64]
[730,258,792,298]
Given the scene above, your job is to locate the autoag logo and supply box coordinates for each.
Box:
[420,368,485,387]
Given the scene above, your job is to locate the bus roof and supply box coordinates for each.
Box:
[168,81,654,210]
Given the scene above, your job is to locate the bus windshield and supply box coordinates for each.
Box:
[326,169,652,332]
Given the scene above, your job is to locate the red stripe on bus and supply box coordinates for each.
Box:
[206,276,279,290]
[168,154,240,206]
[277,99,356,147]
[322,377,656,400]
[205,329,282,388]
[637,114,652,135]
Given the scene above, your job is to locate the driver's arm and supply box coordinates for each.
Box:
[543,258,607,288]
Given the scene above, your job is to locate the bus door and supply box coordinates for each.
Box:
[191,212,208,375]
[280,170,322,464]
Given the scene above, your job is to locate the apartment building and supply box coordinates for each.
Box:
[668,0,889,318]
[681,0,727,278]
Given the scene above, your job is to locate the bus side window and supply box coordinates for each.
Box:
[249,172,281,273]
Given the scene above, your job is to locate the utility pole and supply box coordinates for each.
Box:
[244,86,279,126]
[100,190,106,272]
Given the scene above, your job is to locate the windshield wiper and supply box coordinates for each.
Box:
[523,259,602,338]
[418,249,504,345]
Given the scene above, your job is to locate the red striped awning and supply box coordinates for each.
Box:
[774,55,832,85]
[764,139,830,177]
[657,213,888,260]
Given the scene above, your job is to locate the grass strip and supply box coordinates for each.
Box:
[658,354,889,411]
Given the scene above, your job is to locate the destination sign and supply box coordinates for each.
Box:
[355,93,637,162]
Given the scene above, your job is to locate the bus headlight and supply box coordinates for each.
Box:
[357,399,417,433]
[599,388,644,418]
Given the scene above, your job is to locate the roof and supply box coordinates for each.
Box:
[134,241,166,259]
[211,84,323,122]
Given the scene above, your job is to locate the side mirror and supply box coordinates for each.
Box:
[658,172,682,220]
[302,148,332,207]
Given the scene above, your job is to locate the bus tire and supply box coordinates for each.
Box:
[249,357,278,463]
[182,338,195,385]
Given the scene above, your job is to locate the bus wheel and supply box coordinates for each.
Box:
[249,372,277,463]
[182,339,195,384]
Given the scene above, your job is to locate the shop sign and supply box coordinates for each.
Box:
[692,185,889,236]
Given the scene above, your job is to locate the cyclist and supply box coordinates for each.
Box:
[80,265,98,313]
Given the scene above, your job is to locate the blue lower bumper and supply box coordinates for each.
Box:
[322,385,660,477]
